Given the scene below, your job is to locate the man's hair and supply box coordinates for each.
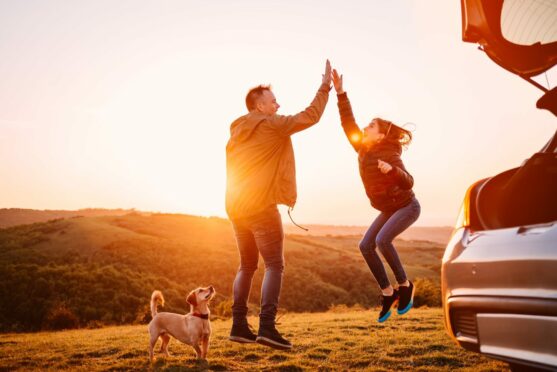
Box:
[245,84,272,111]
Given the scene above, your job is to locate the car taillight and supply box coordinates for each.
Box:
[444,180,486,263]
[454,186,473,229]
[454,179,485,231]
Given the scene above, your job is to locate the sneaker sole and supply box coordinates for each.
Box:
[256,336,292,350]
[229,336,256,344]
[378,299,399,323]
[397,285,416,315]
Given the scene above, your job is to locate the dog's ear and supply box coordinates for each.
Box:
[186,291,197,306]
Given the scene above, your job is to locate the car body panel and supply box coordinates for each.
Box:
[442,223,557,369]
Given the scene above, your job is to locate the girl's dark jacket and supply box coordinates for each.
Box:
[337,92,415,213]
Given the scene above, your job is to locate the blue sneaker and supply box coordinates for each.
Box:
[397,281,415,315]
[378,291,399,323]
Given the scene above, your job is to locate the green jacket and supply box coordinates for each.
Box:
[226,83,330,219]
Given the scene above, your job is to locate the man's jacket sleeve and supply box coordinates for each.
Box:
[270,83,330,136]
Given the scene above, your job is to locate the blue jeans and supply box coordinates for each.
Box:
[359,197,421,290]
[230,205,284,327]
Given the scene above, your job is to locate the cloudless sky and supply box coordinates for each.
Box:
[1,0,555,226]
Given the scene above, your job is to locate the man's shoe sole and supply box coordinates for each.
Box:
[256,336,292,350]
[397,284,416,315]
[229,335,256,344]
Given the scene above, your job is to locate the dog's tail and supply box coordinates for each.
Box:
[150,290,164,318]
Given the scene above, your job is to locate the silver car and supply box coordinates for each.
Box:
[442,1,557,371]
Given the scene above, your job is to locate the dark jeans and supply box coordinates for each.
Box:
[359,197,421,290]
[230,205,284,327]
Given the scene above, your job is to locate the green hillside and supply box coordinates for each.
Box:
[0,213,443,332]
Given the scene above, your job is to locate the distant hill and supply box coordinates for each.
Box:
[0,213,444,332]
[0,208,135,229]
[283,225,453,245]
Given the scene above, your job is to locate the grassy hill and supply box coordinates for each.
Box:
[0,208,454,244]
[0,213,444,332]
[0,308,506,371]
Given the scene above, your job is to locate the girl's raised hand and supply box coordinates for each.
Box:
[377,159,393,174]
[332,69,344,95]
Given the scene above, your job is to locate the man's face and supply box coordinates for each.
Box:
[256,90,280,115]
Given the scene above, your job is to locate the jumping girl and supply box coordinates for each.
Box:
[332,68,421,323]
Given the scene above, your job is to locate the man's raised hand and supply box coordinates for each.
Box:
[322,59,332,87]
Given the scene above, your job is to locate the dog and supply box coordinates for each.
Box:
[148,286,215,361]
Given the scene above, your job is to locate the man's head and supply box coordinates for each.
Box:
[245,85,280,115]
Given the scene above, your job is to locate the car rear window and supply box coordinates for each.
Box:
[501,0,557,46]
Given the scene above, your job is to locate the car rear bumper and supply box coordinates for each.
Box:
[446,295,557,369]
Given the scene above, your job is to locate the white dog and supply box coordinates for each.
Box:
[148,286,215,361]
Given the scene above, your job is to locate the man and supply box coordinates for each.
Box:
[226,60,332,350]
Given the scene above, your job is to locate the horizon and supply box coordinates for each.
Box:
[0,206,453,228]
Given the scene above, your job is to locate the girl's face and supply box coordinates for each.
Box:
[362,119,385,147]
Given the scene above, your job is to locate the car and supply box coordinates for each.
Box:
[442,0,557,371]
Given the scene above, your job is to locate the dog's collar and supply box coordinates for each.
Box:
[192,312,209,320]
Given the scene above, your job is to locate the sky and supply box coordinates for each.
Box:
[1,0,555,226]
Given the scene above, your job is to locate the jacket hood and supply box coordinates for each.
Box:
[228,112,267,149]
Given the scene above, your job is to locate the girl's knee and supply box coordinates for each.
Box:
[375,235,392,249]
[359,240,376,255]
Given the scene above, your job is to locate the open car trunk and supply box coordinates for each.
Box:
[473,130,557,230]
[461,0,557,116]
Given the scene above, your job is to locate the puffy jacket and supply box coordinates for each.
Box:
[337,92,415,213]
[226,83,330,219]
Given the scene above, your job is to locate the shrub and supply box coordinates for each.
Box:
[43,305,79,330]
[213,299,233,318]
[413,277,441,307]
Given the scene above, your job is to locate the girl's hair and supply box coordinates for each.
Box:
[373,117,413,148]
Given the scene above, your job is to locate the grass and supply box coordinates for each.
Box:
[0,308,507,371]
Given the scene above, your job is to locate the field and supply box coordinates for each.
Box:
[0,308,507,371]
[0,210,499,370]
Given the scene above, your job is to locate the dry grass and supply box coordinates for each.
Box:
[0,308,507,371]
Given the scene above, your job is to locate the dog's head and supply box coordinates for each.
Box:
[186,286,216,307]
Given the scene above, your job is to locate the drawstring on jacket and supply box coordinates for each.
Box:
[287,207,309,231]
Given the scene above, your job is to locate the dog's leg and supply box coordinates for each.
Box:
[149,332,159,362]
[159,333,171,356]
[193,344,203,359]
[201,336,209,359]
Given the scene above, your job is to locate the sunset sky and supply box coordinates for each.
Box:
[1,0,555,226]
